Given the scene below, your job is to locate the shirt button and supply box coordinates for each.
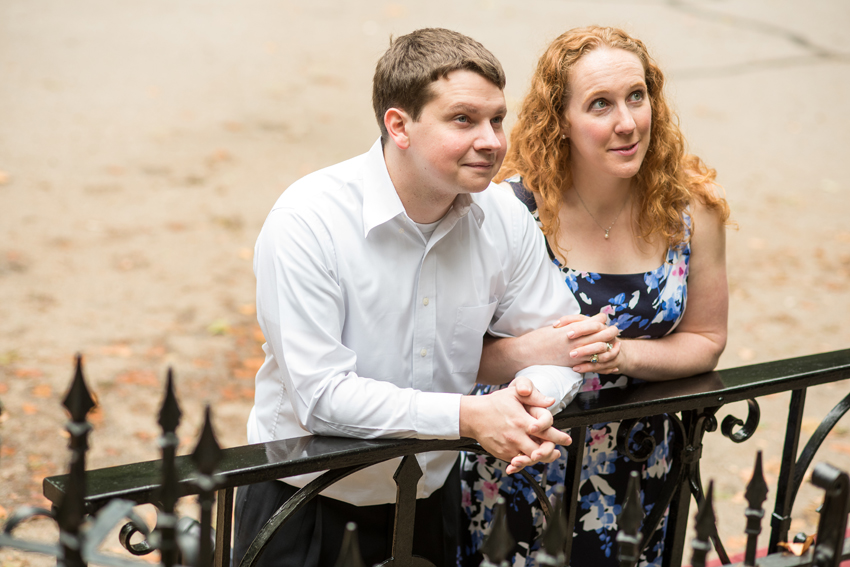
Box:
[420,348,427,357]
[399,228,405,234]
[422,297,429,306]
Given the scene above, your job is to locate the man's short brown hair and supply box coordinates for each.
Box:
[372,28,506,143]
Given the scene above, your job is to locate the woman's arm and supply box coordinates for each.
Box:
[589,197,728,380]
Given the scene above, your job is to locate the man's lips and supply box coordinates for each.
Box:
[610,142,639,156]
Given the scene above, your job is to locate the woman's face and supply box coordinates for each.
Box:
[562,47,652,182]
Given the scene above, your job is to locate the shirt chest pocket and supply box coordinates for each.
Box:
[449,299,499,374]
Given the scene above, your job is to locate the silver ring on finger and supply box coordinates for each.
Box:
[590,354,599,363]
[606,342,613,351]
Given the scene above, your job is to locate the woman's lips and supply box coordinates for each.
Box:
[610,142,639,156]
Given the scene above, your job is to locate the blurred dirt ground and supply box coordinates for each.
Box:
[1,1,849,565]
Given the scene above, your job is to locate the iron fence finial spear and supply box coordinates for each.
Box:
[332,522,367,567]
[157,368,182,567]
[189,405,222,567]
[538,484,568,567]
[480,496,515,567]
[690,481,717,567]
[744,451,768,566]
[617,471,644,567]
[57,353,96,567]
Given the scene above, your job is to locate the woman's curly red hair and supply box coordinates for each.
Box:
[496,26,730,254]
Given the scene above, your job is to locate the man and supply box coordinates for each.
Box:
[234,28,616,567]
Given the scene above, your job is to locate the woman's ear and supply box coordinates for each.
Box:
[384,108,411,150]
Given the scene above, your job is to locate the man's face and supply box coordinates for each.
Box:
[404,70,507,200]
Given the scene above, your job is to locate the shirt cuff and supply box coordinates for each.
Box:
[515,365,583,415]
[414,392,462,439]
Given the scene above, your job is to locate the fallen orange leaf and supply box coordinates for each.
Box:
[1,446,16,457]
[242,357,264,371]
[101,344,133,357]
[233,368,254,380]
[116,370,158,387]
[32,384,52,398]
[22,403,37,415]
[14,368,42,379]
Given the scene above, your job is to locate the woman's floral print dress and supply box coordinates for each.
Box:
[460,178,691,567]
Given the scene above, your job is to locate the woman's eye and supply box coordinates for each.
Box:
[591,99,607,110]
[629,90,645,102]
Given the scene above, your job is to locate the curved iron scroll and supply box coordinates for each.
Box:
[788,390,850,511]
[240,461,380,567]
[720,399,761,444]
[118,521,154,556]
[616,418,657,463]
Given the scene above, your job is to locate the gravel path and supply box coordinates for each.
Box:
[1,1,849,565]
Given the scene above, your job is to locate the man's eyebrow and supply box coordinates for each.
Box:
[446,103,507,115]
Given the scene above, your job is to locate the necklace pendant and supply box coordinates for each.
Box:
[604,230,610,239]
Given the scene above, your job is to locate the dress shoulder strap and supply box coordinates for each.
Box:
[506,177,537,214]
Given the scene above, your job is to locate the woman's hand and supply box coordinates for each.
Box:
[553,313,621,373]
[477,313,620,385]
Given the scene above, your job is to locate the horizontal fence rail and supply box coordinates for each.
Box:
[22,347,850,567]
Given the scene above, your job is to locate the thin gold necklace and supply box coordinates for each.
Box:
[573,186,630,240]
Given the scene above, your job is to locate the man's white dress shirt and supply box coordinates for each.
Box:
[248,139,582,506]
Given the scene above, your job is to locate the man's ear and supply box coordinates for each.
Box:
[384,108,412,150]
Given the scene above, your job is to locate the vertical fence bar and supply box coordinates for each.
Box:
[688,481,715,567]
[57,354,96,567]
[158,369,182,567]
[215,487,234,567]
[769,388,806,553]
[192,406,223,567]
[743,451,768,566]
[662,410,698,567]
[480,496,513,567]
[616,471,643,567]
[563,425,586,564]
[809,463,850,567]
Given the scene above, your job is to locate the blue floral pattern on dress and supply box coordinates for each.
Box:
[460,178,690,567]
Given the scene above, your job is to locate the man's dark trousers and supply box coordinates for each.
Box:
[233,459,461,567]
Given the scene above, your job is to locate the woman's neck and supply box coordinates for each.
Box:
[568,167,634,215]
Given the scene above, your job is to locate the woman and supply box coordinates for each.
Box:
[461,26,730,566]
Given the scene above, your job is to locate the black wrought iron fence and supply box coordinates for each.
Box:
[0,348,849,567]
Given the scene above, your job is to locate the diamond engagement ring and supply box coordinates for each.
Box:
[590,354,599,363]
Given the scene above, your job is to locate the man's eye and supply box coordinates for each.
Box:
[491,116,503,125]
[456,115,469,123]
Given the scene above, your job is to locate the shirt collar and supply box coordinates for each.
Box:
[361,138,487,236]
[362,139,406,238]
[453,193,486,228]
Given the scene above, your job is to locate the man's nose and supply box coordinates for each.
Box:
[475,122,503,152]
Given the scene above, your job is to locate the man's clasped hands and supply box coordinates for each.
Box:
[460,312,620,475]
